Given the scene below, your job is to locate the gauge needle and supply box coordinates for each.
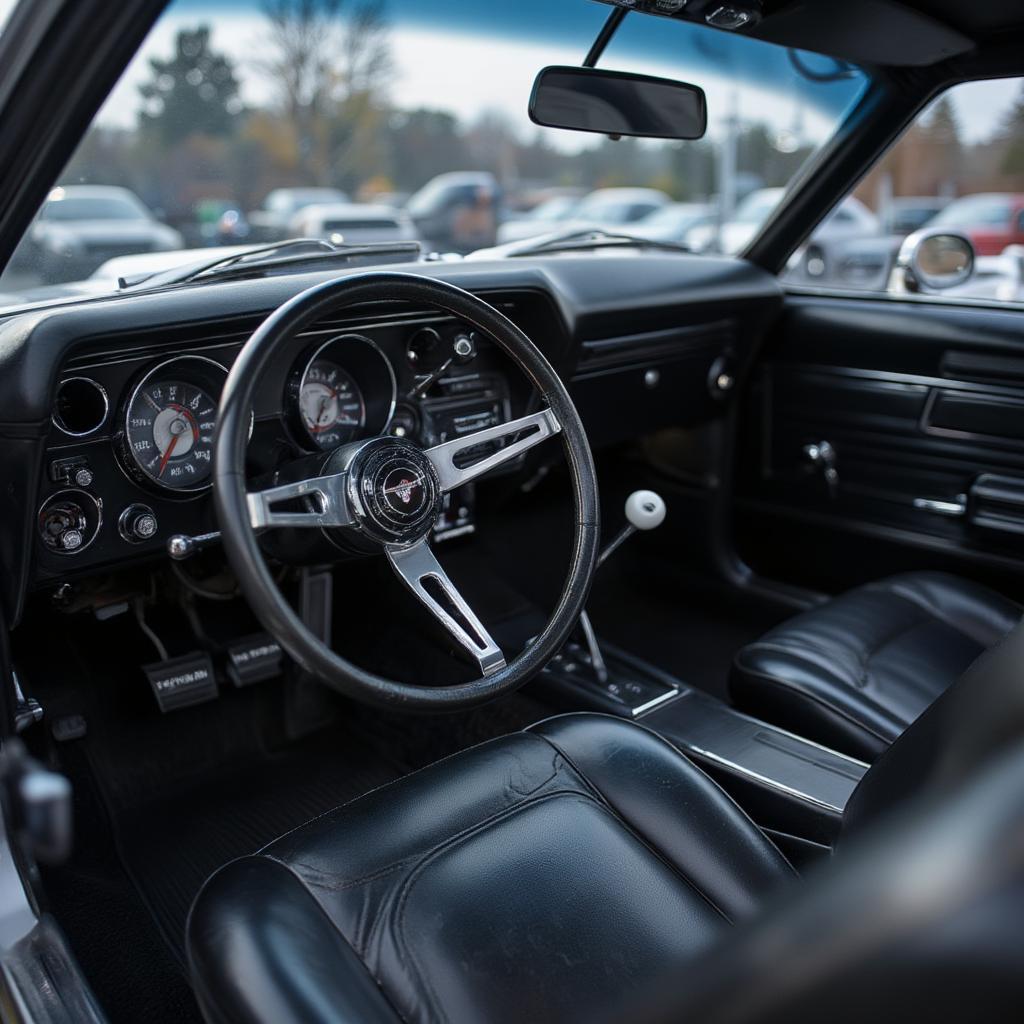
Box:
[158,434,179,477]
[170,404,199,442]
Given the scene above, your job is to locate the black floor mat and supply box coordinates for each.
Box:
[110,728,403,967]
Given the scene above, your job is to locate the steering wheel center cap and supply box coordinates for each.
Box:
[347,438,441,544]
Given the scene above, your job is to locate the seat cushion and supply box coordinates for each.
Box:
[730,572,1020,762]
[187,713,794,1024]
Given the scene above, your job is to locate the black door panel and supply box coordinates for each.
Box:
[737,295,1024,594]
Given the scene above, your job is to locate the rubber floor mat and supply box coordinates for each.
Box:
[107,729,402,966]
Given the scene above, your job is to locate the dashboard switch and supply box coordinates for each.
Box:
[119,504,159,543]
[49,455,94,488]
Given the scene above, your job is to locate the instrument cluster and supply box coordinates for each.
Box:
[35,316,516,580]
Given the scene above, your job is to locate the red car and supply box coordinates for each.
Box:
[928,192,1024,254]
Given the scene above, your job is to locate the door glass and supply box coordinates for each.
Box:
[784,78,1024,305]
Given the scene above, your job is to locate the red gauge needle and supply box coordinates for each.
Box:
[169,404,199,442]
[157,434,180,478]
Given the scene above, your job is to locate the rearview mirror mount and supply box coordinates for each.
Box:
[529,65,707,141]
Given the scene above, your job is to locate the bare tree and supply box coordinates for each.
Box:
[258,0,392,185]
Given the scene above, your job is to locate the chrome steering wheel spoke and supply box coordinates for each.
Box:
[424,408,561,492]
[386,539,506,676]
[247,471,354,530]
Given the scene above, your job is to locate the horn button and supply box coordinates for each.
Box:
[346,438,441,545]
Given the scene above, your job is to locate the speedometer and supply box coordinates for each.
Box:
[119,356,226,493]
[299,361,366,448]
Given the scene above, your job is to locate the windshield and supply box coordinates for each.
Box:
[931,195,1016,228]
[0,0,868,308]
[734,189,786,225]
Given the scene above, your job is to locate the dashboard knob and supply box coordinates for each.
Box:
[119,504,158,544]
[38,493,97,555]
[453,332,477,361]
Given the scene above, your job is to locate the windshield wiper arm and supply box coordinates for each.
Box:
[119,237,423,290]
[485,228,691,260]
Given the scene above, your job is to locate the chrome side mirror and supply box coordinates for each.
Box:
[889,228,974,294]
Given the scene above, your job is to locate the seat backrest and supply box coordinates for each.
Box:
[841,617,1024,834]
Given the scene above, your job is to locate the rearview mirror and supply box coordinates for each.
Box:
[529,65,707,141]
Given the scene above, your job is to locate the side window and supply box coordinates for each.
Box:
[784,78,1024,305]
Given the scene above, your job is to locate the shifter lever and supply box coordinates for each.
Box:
[575,490,667,685]
[597,489,667,567]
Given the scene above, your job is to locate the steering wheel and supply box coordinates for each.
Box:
[213,272,599,710]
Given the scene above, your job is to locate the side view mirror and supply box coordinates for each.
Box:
[529,65,707,141]
[889,228,974,294]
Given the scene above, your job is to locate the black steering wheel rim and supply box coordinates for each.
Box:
[214,271,599,710]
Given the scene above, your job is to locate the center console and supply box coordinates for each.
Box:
[540,490,868,863]
[541,641,865,859]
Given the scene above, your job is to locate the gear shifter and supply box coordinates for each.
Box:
[577,490,667,684]
[598,489,667,567]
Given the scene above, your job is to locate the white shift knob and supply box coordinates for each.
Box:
[624,490,666,531]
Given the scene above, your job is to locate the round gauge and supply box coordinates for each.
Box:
[299,361,366,448]
[288,334,396,453]
[120,356,227,493]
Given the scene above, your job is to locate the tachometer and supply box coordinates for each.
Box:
[120,356,227,493]
[299,361,366,448]
[288,334,396,453]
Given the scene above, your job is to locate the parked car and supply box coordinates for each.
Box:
[567,187,671,232]
[926,192,1024,255]
[880,195,951,237]
[406,171,501,252]
[12,185,183,282]
[496,195,584,243]
[689,188,879,255]
[247,187,350,242]
[288,203,419,245]
[630,202,717,245]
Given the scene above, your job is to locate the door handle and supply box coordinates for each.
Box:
[912,494,967,518]
[802,440,839,499]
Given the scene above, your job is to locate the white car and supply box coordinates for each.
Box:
[288,203,419,245]
[688,188,880,255]
[248,187,349,241]
[497,196,584,244]
[19,185,183,283]
[566,187,671,234]
[631,202,717,245]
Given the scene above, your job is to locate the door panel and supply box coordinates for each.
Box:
[736,294,1024,597]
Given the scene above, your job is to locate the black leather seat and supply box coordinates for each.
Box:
[729,571,1020,761]
[187,714,796,1024]
[188,622,1024,1024]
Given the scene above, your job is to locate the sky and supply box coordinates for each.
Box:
[76,0,871,149]
[0,0,1019,148]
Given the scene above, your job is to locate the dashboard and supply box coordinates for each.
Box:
[36,305,532,580]
[0,254,783,623]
